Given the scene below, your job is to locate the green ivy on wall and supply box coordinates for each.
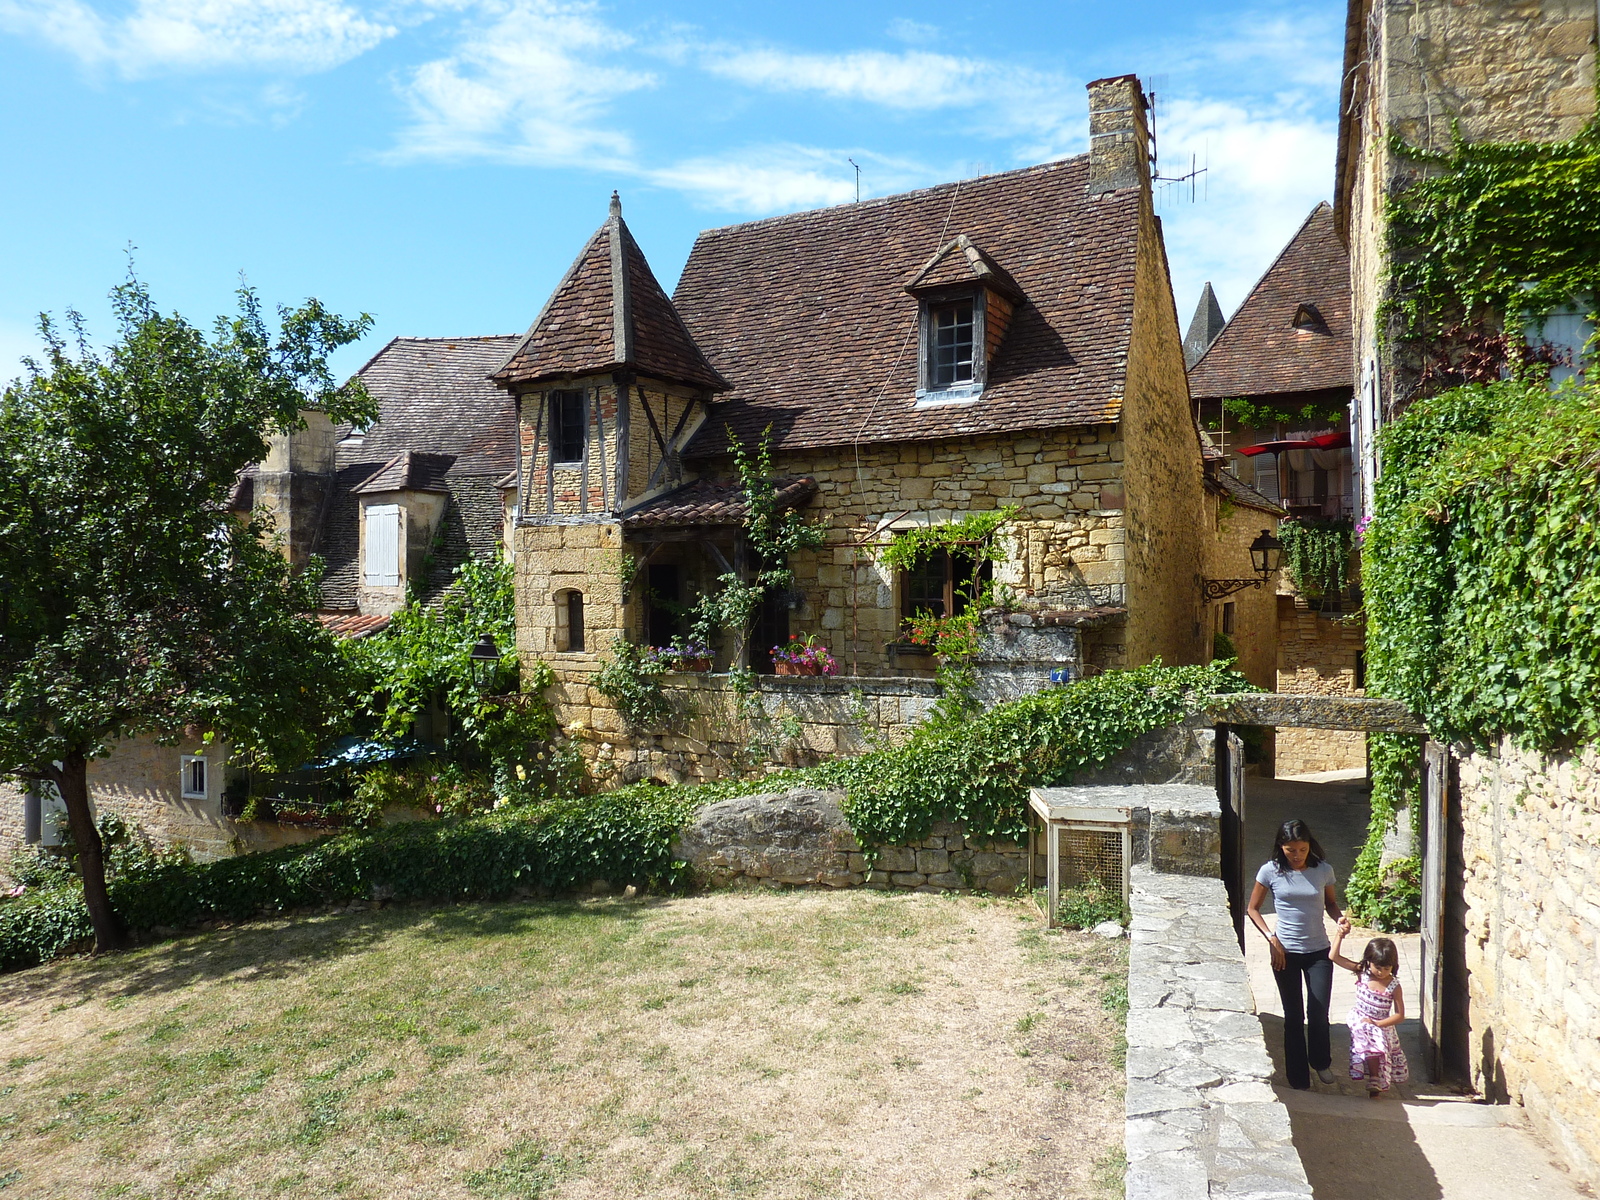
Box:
[1384,124,1600,344]
[1278,518,1354,600]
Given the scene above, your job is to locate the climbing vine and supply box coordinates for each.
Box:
[1219,396,1347,431]
[1382,123,1600,380]
[1277,518,1354,600]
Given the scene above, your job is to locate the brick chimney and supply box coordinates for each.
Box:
[1086,74,1151,195]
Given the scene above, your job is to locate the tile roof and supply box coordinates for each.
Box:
[1183,282,1226,369]
[345,335,522,475]
[905,234,1024,300]
[1187,203,1353,401]
[622,477,818,530]
[318,612,392,639]
[493,193,729,393]
[1207,467,1287,517]
[672,157,1142,454]
[353,450,455,495]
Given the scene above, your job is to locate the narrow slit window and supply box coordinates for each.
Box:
[556,589,585,652]
[550,390,586,465]
[928,300,975,388]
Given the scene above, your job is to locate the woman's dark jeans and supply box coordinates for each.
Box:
[1273,947,1333,1089]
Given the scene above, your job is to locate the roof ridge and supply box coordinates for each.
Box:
[690,156,1084,240]
[1190,201,1332,375]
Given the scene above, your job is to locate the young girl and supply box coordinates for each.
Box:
[1331,928,1409,1096]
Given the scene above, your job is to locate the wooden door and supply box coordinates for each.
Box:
[1420,739,1449,1082]
[1217,727,1247,948]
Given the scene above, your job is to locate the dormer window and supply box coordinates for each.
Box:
[1291,303,1328,332]
[904,235,1023,405]
[929,298,976,388]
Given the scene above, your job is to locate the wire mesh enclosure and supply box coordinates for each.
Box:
[1028,788,1134,929]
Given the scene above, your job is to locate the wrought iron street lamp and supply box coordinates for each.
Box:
[1202,529,1283,601]
[468,635,502,690]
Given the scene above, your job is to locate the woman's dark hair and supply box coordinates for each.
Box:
[1271,819,1326,871]
[1361,937,1400,975]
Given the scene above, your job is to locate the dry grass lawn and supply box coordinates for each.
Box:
[0,889,1126,1199]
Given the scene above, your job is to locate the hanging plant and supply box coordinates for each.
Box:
[1278,518,1354,598]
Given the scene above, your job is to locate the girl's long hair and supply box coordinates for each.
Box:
[1271,819,1327,871]
[1361,937,1400,976]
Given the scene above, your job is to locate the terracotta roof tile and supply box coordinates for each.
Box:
[905,234,1024,300]
[317,612,392,639]
[623,477,818,529]
[1188,203,1352,400]
[493,195,729,393]
[673,157,1141,454]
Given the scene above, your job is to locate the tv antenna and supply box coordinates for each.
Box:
[1144,78,1209,207]
[848,158,861,202]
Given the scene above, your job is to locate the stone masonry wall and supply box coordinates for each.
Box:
[1121,186,1208,670]
[0,738,326,884]
[761,424,1132,678]
[1274,596,1367,775]
[1203,490,1278,692]
[1345,0,1598,477]
[1456,738,1600,1190]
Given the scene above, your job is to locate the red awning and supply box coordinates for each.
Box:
[1235,431,1351,457]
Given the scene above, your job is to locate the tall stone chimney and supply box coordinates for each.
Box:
[256,410,337,571]
[1086,74,1151,195]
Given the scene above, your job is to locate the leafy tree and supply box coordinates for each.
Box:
[0,275,375,952]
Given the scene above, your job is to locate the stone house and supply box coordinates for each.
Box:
[0,337,520,874]
[1187,203,1364,775]
[499,75,1256,781]
[1336,2,1600,1183]
[1334,0,1597,512]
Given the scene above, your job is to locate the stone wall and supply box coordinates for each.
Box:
[1121,177,1209,670]
[1125,865,1311,1199]
[1343,0,1598,497]
[1274,595,1367,775]
[1202,489,1278,692]
[1456,738,1600,1190]
[0,738,327,883]
[569,672,944,787]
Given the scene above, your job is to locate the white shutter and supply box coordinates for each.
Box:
[1254,456,1280,503]
[365,505,401,586]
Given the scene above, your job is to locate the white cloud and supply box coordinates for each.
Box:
[646,145,928,214]
[0,0,395,77]
[1152,96,1337,326]
[886,17,939,45]
[703,47,989,111]
[386,0,645,164]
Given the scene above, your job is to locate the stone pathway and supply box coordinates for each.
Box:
[1245,919,1591,1199]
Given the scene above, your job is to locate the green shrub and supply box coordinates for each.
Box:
[1055,879,1129,930]
[1345,854,1421,933]
[0,789,698,974]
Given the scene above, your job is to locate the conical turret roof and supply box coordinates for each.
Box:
[492,193,730,392]
[1183,282,1226,368]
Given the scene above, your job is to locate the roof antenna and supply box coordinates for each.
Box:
[848,158,861,203]
[609,190,622,218]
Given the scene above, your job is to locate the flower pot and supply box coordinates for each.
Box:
[677,658,713,673]
[775,660,823,676]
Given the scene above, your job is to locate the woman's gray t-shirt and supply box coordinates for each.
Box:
[1256,860,1337,953]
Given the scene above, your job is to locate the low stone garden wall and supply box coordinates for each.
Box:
[1125,864,1311,1199]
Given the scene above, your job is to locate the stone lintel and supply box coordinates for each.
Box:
[1204,693,1425,734]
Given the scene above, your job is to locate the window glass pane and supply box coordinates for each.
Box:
[551,390,586,463]
[566,591,585,652]
[903,550,950,619]
[929,300,975,387]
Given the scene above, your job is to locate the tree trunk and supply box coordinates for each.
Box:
[51,752,123,954]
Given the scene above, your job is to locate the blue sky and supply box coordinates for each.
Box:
[0,0,1343,383]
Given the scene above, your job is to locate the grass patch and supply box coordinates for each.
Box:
[0,891,1124,1197]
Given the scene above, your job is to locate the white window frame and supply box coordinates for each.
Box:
[916,287,988,405]
[364,503,402,587]
[180,754,209,800]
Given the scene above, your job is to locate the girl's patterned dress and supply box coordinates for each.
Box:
[1347,971,1409,1091]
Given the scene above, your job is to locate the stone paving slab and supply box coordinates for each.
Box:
[1124,863,1312,1200]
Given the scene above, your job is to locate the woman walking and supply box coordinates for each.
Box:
[1246,819,1349,1089]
